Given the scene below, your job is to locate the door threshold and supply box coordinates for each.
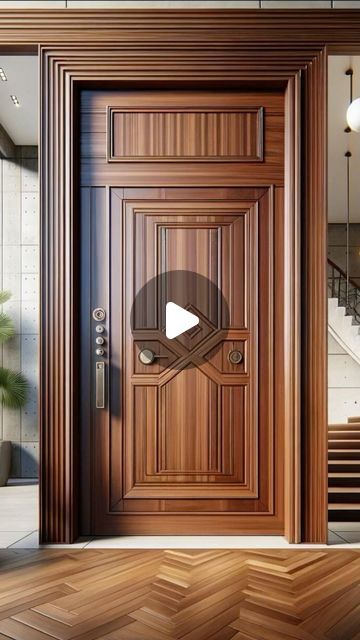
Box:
[7,532,360,549]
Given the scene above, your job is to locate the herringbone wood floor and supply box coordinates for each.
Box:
[0,549,360,639]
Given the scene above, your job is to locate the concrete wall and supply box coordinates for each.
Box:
[0,147,39,478]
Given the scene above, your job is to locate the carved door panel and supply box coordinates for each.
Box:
[80,90,285,534]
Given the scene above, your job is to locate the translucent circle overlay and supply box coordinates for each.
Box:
[130,270,229,371]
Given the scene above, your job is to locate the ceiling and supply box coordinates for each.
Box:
[0,55,38,146]
[328,56,360,223]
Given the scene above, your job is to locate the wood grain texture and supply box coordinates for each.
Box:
[108,106,263,162]
[81,186,283,535]
[301,50,328,544]
[1,10,360,48]
[1,549,360,639]
[81,90,283,187]
[31,10,334,542]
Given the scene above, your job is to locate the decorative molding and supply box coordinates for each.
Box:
[0,9,344,542]
[300,49,328,544]
[0,10,360,47]
[107,106,263,162]
[39,40,323,544]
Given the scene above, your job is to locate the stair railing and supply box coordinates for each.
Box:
[328,257,360,324]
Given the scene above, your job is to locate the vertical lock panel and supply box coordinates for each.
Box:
[96,361,105,408]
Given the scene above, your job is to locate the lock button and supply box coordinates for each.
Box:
[93,307,106,321]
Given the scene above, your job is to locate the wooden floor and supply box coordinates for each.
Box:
[0,550,360,639]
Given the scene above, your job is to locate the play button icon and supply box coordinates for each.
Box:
[165,302,199,340]
[130,270,229,370]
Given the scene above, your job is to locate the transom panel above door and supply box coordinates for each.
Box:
[80,90,285,535]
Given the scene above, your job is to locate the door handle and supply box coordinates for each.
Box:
[138,349,168,365]
[96,361,105,408]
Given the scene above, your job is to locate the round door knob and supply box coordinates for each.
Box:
[138,349,156,365]
[228,349,243,365]
[96,348,105,356]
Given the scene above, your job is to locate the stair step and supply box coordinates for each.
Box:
[329,490,360,503]
[329,475,360,487]
[329,503,360,509]
[329,460,360,465]
[329,423,360,431]
[328,419,360,519]
[327,441,360,449]
[329,472,360,477]
[328,508,360,521]
[329,487,360,492]
[328,432,360,440]
[329,450,360,460]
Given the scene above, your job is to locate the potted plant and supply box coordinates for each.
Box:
[0,291,28,486]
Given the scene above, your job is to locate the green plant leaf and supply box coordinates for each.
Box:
[0,312,15,343]
[0,368,28,409]
[0,290,11,305]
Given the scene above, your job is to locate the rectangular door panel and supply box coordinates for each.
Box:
[80,90,285,535]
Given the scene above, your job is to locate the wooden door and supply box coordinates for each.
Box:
[80,90,285,535]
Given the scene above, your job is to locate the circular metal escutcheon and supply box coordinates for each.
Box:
[228,349,243,365]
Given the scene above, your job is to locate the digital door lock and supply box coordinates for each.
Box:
[93,308,107,408]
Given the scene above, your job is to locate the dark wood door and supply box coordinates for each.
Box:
[80,90,285,535]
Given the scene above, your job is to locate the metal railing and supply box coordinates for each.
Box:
[328,257,360,325]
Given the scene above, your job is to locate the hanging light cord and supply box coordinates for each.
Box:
[345,151,352,308]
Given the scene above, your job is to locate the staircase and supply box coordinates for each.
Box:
[328,417,360,521]
[328,258,360,364]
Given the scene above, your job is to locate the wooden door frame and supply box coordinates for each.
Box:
[3,9,360,544]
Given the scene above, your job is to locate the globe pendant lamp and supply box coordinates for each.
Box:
[346,68,360,132]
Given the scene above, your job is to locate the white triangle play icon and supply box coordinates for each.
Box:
[165,302,199,339]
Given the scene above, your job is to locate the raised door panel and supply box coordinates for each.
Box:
[104,189,274,513]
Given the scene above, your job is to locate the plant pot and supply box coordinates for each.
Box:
[0,441,11,487]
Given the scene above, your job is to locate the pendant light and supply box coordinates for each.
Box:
[346,68,360,132]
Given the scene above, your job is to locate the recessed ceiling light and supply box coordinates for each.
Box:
[10,95,20,107]
[0,68,7,81]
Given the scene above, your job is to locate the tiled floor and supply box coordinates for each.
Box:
[1,483,360,548]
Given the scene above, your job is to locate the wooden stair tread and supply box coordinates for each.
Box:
[328,449,360,456]
[328,487,360,492]
[329,472,360,477]
[330,423,360,429]
[328,460,360,464]
[328,438,360,442]
[328,503,360,509]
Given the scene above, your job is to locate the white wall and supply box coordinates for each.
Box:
[328,332,360,424]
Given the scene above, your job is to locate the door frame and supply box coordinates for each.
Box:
[3,9,358,544]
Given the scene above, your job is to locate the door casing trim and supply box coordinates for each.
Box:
[0,9,346,543]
